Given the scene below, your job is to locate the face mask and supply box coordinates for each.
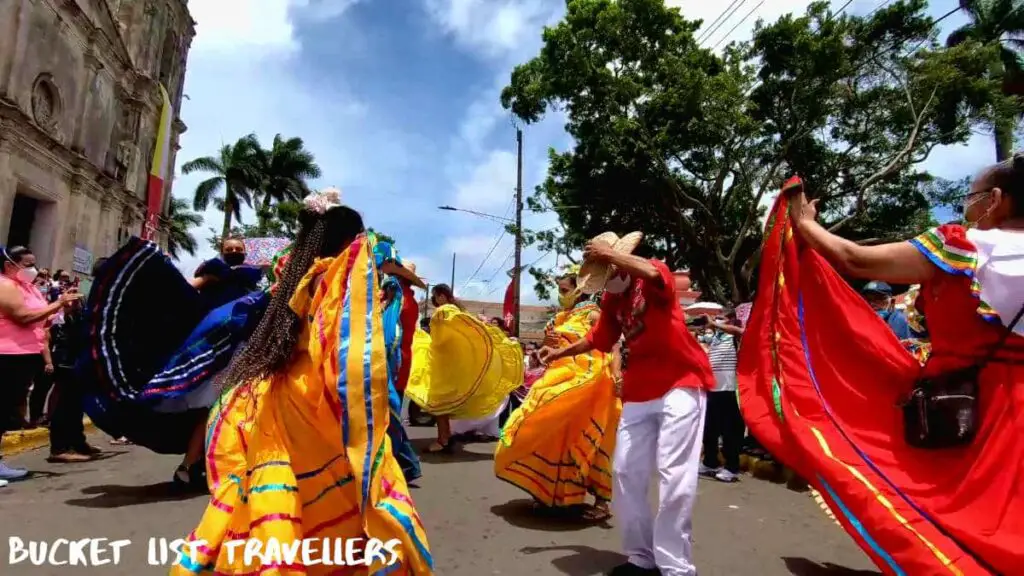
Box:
[558,288,580,310]
[962,191,998,229]
[17,266,39,284]
[223,253,246,267]
[605,273,631,295]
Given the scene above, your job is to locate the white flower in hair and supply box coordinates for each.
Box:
[304,187,343,214]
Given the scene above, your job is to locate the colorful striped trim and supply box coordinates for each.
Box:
[909,227,1001,326]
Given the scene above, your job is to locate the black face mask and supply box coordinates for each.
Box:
[223,253,246,267]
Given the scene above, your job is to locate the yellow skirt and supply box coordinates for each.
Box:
[494,354,621,506]
[405,305,524,420]
[170,238,431,575]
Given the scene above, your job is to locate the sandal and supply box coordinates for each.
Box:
[581,502,613,522]
[424,441,454,454]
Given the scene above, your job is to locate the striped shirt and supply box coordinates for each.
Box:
[708,332,737,373]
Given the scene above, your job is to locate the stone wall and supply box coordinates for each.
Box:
[0,0,193,273]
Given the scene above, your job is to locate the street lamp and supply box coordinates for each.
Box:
[437,205,514,224]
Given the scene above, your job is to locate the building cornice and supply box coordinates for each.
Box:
[0,101,147,213]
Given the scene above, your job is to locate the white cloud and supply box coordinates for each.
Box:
[445,234,512,258]
[295,0,365,22]
[452,150,518,212]
[422,0,561,60]
[187,0,301,54]
[172,0,410,276]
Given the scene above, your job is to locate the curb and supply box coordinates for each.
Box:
[738,453,809,492]
[1,418,96,456]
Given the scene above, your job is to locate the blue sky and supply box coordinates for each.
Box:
[172,0,992,303]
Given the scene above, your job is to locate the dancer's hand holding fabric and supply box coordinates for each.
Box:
[537,346,558,365]
[784,182,932,284]
[788,188,819,225]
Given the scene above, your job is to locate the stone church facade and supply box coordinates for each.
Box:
[0,0,193,277]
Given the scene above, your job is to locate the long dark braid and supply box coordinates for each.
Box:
[220,205,365,392]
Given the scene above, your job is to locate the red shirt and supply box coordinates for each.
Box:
[587,259,714,403]
[396,283,419,393]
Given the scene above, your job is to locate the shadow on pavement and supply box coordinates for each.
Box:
[411,438,495,464]
[65,482,208,508]
[520,545,626,576]
[491,499,613,532]
[783,557,881,576]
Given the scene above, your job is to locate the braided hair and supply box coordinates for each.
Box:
[220,204,365,391]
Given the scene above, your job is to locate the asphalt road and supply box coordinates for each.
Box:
[0,426,878,575]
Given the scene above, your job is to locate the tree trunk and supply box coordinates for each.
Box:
[994,114,1015,162]
[221,201,233,245]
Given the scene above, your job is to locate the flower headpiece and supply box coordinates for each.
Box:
[303,187,343,215]
[562,263,581,277]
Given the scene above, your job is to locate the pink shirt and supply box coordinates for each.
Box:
[0,276,48,355]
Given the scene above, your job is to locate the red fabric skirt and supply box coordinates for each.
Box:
[738,193,1024,575]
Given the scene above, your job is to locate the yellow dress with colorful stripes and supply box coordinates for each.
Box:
[404,304,524,420]
[494,302,621,506]
[171,236,432,575]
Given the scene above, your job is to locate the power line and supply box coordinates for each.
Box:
[696,0,744,45]
[698,0,748,47]
[460,197,515,290]
[711,0,765,50]
[906,6,961,53]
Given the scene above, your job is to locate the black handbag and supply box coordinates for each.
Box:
[902,303,1024,449]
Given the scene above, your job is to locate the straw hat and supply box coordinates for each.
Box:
[577,231,643,294]
[380,260,427,289]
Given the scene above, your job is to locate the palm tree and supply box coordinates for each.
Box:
[253,134,322,229]
[181,134,262,240]
[166,197,203,261]
[948,0,1024,161]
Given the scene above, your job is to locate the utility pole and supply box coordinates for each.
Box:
[513,128,523,339]
[423,282,430,321]
[450,252,456,289]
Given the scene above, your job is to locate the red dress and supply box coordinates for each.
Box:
[396,283,418,393]
[739,185,1024,575]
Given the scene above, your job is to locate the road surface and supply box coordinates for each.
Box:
[0,426,877,575]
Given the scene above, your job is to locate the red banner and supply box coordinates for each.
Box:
[502,277,516,334]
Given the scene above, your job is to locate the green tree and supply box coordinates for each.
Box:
[503,0,1006,302]
[947,0,1024,161]
[253,134,322,229]
[166,196,203,261]
[182,134,262,240]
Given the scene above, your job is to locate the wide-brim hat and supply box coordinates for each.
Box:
[577,231,643,294]
[381,260,427,289]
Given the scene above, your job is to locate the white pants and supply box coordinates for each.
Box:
[612,386,706,576]
[450,398,508,437]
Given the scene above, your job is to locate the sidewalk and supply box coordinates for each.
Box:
[0,418,96,456]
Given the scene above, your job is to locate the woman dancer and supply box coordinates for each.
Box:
[81,234,268,489]
[494,272,620,521]
[406,283,524,453]
[740,162,1024,575]
[375,237,426,482]
[172,189,431,575]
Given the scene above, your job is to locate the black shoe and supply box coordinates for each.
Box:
[608,562,659,576]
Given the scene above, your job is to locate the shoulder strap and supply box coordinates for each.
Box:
[979,302,1024,367]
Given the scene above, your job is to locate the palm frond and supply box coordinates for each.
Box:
[180,156,224,175]
[192,177,224,211]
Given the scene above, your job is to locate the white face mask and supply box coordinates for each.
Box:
[605,273,631,294]
[16,266,39,284]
